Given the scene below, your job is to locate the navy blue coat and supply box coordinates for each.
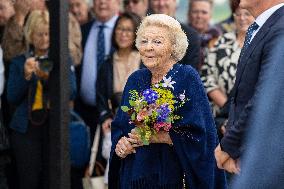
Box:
[7,54,77,133]
[221,6,284,159]
[109,64,226,189]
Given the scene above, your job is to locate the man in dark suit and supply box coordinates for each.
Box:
[215,0,284,174]
[231,31,284,188]
[149,0,201,70]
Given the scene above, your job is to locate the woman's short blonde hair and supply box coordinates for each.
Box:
[135,14,188,62]
[24,10,49,45]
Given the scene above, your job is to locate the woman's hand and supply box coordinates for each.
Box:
[128,129,143,147]
[115,136,136,158]
[24,57,37,80]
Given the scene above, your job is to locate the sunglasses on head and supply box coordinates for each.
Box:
[124,0,140,5]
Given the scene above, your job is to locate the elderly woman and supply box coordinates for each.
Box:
[200,2,255,137]
[108,14,226,189]
[7,10,76,189]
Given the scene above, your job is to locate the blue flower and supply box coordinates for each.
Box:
[157,104,171,122]
[142,89,158,104]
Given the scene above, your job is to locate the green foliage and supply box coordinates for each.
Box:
[121,106,129,112]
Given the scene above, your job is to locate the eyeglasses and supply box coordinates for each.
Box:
[124,0,141,5]
[233,12,252,18]
[115,27,134,35]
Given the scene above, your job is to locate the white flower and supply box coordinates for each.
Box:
[179,90,186,101]
[162,76,176,89]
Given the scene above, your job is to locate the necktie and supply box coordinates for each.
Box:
[240,22,259,58]
[97,24,105,69]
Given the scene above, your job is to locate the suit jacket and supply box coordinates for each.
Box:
[220,6,284,159]
[180,23,201,70]
[231,20,284,188]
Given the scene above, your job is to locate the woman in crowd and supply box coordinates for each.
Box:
[108,14,226,189]
[7,10,76,189]
[95,12,142,186]
[200,1,254,136]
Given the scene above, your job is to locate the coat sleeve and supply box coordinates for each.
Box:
[169,67,226,189]
[7,56,33,105]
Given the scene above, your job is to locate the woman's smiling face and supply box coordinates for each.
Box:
[138,25,173,70]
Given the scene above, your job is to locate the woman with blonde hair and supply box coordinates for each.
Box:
[108,14,226,189]
[7,10,76,189]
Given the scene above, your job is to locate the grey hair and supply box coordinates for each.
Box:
[135,14,188,62]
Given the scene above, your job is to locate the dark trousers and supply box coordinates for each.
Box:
[11,122,49,189]
[0,164,8,189]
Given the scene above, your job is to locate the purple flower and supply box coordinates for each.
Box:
[142,89,158,104]
[157,104,171,122]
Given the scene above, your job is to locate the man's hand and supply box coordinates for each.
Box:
[222,158,241,174]
[214,144,230,169]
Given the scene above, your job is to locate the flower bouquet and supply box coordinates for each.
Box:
[121,76,187,145]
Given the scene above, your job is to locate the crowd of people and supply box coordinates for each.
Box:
[0,0,283,188]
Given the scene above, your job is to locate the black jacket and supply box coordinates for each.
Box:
[180,23,201,70]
